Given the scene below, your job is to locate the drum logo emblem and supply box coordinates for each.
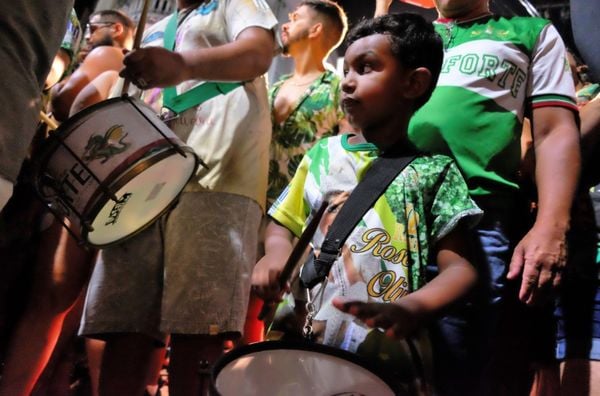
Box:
[83,124,130,163]
[105,192,133,226]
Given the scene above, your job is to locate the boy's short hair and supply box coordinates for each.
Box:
[301,0,348,52]
[345,13,443,110]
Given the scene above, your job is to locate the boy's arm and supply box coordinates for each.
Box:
[251,219,295,302]
[507,106,580,305]
[333,226,476,339]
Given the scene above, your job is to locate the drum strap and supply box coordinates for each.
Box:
[300,150,416,289]
[162,10,242,114]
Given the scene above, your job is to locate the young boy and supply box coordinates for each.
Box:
[252,14,482,393]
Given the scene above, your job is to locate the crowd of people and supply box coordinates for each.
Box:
[0,0,598,395]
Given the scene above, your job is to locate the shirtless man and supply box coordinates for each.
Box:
[50,9,134,121]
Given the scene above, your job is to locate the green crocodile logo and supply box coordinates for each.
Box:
[83,124,130,164]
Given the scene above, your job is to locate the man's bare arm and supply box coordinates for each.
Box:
[120,27,275,89]
[507,106,580,304]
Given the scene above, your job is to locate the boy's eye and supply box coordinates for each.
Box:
[359,63,373,74]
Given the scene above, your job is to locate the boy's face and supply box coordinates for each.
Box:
[341,34,411,140]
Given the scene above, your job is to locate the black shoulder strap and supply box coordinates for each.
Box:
[301,154,415,289]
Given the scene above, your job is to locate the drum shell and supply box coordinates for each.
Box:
[33,96,198,246]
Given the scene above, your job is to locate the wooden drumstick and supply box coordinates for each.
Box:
[121,0,152,95]
[257,199,330,321]
[39,111,59,130]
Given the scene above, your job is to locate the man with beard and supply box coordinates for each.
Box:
[50,9,134,121]
[243,0,349,342]
[267,0,349,204]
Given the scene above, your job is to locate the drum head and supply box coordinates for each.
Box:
[212,341,401,396]
[85,146,196,246]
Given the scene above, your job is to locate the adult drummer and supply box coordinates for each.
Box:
[50,9,134,121]
[78,0,277,394]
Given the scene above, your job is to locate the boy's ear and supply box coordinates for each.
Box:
[402,67,432,100]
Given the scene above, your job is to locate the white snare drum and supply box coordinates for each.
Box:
[34,95,198,247]
[211,341,402,396]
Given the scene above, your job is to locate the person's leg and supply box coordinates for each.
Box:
[169,334,224,396]
[0,221,95,396]
[144,336,169,396]
[85,338,104,396]
[99,334,162,396]
[80,220,167,394]
[161,192,261,395]
[560,359,600,395]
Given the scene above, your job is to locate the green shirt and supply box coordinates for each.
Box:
[409,15,577,199]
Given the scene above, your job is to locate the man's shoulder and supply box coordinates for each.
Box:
[85,46,124,62]
[490,15,551,43]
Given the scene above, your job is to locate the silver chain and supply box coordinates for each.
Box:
[302,279,327,340]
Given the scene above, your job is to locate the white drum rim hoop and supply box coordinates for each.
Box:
[209,340,402,396]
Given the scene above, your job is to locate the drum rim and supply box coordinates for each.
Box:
[83,145,197,247]
[58,95,141,136]
[209,339,402,395]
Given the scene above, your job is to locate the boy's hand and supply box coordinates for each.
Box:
[251,254,290,302]
[332,297,423,339]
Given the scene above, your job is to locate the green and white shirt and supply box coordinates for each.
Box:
[269,135,482,390]
[267,69,344,205]
[409,15,577,199]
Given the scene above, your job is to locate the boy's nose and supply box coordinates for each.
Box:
[341,75,355,93]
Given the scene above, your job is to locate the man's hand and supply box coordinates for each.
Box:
[507,223,567,305]
[332,297,423,339]
[120,47,189,89]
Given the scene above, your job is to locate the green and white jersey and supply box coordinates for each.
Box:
[269,135,482,389]
[409,15,577,199]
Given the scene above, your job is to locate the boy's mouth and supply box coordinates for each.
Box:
[342,97,359,112]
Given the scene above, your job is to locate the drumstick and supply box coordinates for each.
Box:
[121,0,152,95]
[257,199,330,321]
[39,111,59,130]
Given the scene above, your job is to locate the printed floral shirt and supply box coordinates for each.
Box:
[269,134,482,392]
[267,69,344,205]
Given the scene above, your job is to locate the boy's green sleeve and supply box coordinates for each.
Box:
[430,160,483,242]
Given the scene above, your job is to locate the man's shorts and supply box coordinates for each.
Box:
[0,175,13,213]
[555,277,600,360]
[79,191,262,343]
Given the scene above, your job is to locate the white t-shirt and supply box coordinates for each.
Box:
[141,0,277,210]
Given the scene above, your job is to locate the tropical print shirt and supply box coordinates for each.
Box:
[267,69,344,205]
[269,134,482,392]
